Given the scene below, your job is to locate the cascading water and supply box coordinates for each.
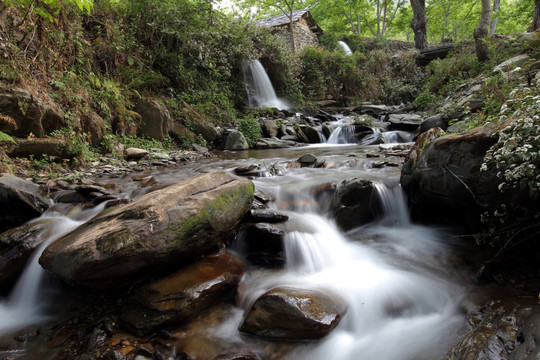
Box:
[326,118,357,144]
[338,41,353,56]
[242,59,289,110]
[235,167,465,360]
[0,204,105,335]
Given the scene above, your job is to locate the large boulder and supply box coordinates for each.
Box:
[39,171,254,288]
[0,173,49,232]
[121,252,245,335]
[221,130,249,151]
[135,98,172,141]
[0,86,65,138]
[401,126,501,228]
[239,286,347,340]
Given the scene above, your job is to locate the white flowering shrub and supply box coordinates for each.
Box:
[479,87,540,245]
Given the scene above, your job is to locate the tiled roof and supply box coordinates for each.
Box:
[255,9,310,28]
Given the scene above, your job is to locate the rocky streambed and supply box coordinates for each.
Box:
[0,101,539,360]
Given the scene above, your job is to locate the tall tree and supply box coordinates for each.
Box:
[489,0,500,36]
[530,0,540,31]
[410,0,427,49]
[474,0,492,61]
[363,0,406,37]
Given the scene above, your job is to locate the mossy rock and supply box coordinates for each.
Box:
[39,171,254,288]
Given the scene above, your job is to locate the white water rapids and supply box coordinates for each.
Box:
[0,144,468,359]
[233,169,466,360]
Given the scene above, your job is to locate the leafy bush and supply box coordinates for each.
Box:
[236,116,261,148]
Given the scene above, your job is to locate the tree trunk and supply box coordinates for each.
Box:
[529,0,540,32]
[474,0,492,62]
[288,0,296,52]
[410,0,427,50]
[489,0,500,36]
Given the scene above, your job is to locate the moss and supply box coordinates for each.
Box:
[0,131,15,143]
[167,182,254,244]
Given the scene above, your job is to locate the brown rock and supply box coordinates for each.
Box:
[81,110,106,146]
[121,252,245,334]
[39,171,254,288]
[239,286,347,340]
[135,98,172,141]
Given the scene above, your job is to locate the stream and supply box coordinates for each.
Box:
[0,141,475,359]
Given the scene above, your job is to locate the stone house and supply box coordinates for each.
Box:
[255,9,323,52]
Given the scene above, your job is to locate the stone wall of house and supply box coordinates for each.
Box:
[273,16,319,53]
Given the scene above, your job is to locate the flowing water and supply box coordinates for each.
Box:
[231,159,466,360]
[242,59,289,109]
[0,204,105,335]
[0,142,470,359]
[338,41,353,56]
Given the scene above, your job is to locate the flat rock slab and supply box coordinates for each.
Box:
[239,286,347,340]
[39,171,254,288]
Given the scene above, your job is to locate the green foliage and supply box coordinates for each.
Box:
[413,90,440,111]
[299,45,423,105]
[236,116,261,148]
[119,134,174,151]
[0,131,15,143]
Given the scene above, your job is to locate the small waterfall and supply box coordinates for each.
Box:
[374,182,411,226]
[338,41,352,56]
[326,119,357,144]
[242,59,289,109]
[236,170,464,360]
[0,204,105,335]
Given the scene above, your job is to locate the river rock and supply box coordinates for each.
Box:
[124,147,148,160]
[246,223,285,253]
[297,153,317,165]
[0,173,49,232]
[330,178,379,230]
[222,130,249,150]
[387,114,423,131]
[259,119,278,138]
[401,125,504,228]
[248,209,289,223]
[0,221,47,286]
[134,98,172,141]
[300,124,323,143]
[121,252,245,335]
[420,115,446,133]
[254,138,296,149]
[39,171,254,288]
[239,286,347,340]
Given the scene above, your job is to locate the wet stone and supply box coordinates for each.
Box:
[239,286,347,340]
[297,153,317,165]
[248,209,289,223]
